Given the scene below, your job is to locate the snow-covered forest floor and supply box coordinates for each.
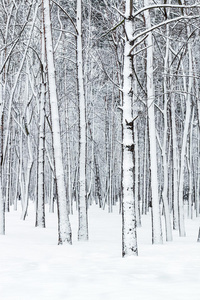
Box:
[0,203,200,300]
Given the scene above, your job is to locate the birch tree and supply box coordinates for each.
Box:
[178,41,193,237]
[144,0,163,244]
[0,53,4,234]
[160,1,173,241]
[36,15,46,228]
[122,0,138,257]
[43,0,72,245]
[77,0,88,241]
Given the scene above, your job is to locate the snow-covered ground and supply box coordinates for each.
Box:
[0,203,200,300]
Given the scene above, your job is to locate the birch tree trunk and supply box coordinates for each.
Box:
[170,93,179,230]
[144,0,163,244]
[5,132,11,212]
[36,19,46,228]
[0,175,4,235]
[196,133,200,218]
[122,0,138,257]
[196,85,200,218]
[187,108,194,219]
[77,0,88,241]
[162,18,172,241]
[0,52,4,235]
[65,87,72,214]
[21,71,33,221]
[43,0,72,245]
[178,40,193,237]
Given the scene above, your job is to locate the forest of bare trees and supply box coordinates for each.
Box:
[0,0,200,257]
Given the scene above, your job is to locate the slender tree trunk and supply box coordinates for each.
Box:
[0,53,4,234]
[187,107,194,219]
[144,0,163,244]
[142,122,148,215]
[65,72,72,214]
[43,0,72,245]
[196,86,200,217]
[196,134,200,217]
[13,158,19,211]
[178,41,192,237]
[21,64,34,221]
[134,122,141,227]
[77,0,88,241]
[171,94,179,230]
[162,19,172,241]
[36,20,46,228]
[5,132,11,212]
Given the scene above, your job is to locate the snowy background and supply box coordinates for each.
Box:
[0,204,200,300]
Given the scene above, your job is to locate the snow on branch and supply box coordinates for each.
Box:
[51,0,78,35]
[132,3,200,20]
[129,15,199,55]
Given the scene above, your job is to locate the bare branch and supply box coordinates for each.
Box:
[97,19,124,40]
[132,3,200,20]
[51,0,78,35]
[129,15,199,54]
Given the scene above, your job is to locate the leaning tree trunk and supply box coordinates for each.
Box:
[43,0,72,245]
[122,0,138,257]
[144,0,163,244]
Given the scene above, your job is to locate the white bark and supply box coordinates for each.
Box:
[13,159,19,211]
[187,108,194,219]
[171,95,179,230]
[77,0,88,241]
[196,135,200,218]
[36,22,46,228]
[0,177,4,235]
[21,71,33,221]
[178,41,192,237]
[162,19,172,241]
[144,0,163,244]
[43,0,72,245]
[65,90,72,214]
[188,108,194,219]
[196,87,200,217]
[0,52,4,235]
[5,133,11,212]
[122,0,138,257]
[134,122,141,227]
[132,58,141,226]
